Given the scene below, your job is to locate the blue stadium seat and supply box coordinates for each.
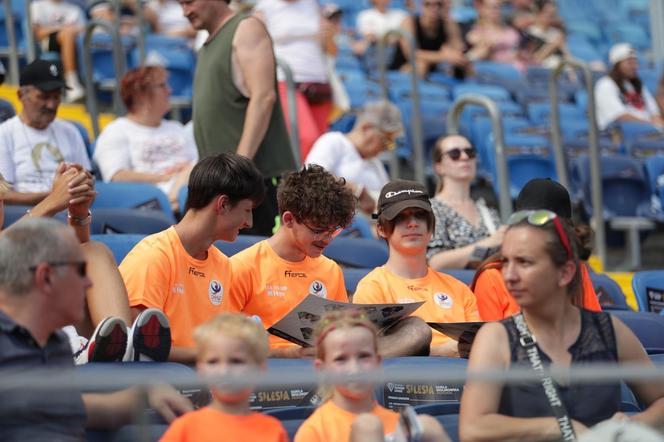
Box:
[588,272,630,310]
[631,270,664,314]
[441,269,475,286]
[65,119,92,160]
[91,208,174,235]
[506,154,558,199]
[90,233,146,264]
[93,182,176,223]
[610,310,664,354]
[527,102,586,125]
[323,237,389,268]
[264,406,316,440]
[214,235,267,257]
[617,121,663,145]
[452,83,512,102]
[413,402,461,442]
[644,155,664,196]
[0,97,15,123]
[343,267,372,294]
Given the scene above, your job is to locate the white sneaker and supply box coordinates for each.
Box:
[64,84,85,103]
[124,308,171,362]
[74,317,128,365]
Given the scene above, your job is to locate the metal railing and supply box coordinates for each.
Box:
[447,95,512,222]
[276,58,301,167]
[378,29,425,184]
[82,20,127,137]
[548,58,606,270]
[2,0,20,85]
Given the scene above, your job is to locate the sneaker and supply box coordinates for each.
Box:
[125,308,171,362]
[74,317,128,365]
[64,84,85,103]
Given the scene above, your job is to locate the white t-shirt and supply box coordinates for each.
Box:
[594,76,660,130]
[93,117,198,194]
[147,0,191,35]
[305,131,389,193]
[255,0,328,83]
[0,116,91,192]
[30,0,84,28]
[356,8,408,39]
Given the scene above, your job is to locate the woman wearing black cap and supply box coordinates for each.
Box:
[459,204,664,441]
[471,178,601,321]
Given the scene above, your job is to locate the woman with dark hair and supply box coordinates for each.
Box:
[472,178,601,321]
[389,0,469,78]
[427,135,504,270]
[595,43,664,130]
[460,207,664,441]
[93,66,198,212]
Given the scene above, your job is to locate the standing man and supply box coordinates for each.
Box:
[0,59,90,206]
[181,0,296,235]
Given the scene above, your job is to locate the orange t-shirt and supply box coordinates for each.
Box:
[294,400,399,442]
[228,240,348,349]
[160,406,288,442]
[353,266,480,347]
[474,262,602,321]
[120,227,232,348]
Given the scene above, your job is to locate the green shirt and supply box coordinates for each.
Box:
[193,13,296,178]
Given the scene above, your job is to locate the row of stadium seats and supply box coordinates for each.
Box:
[83,353,664,442]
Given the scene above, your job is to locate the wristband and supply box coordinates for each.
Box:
[68,210,92,226]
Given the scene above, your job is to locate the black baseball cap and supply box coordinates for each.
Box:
[374,180,432,220]
[19,59,69,92]
[515,178,572,218]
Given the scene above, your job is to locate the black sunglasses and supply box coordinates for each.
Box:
[29,261,87,278]
[443,147,477,161]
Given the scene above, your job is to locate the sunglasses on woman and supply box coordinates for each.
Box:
[507,210,573,260]
[443,147,477,161]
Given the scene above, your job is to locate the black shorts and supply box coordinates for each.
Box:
[41,32,60,53]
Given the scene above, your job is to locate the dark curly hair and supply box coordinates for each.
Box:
[277,165,356,229]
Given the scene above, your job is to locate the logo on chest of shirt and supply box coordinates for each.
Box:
[407,285,427,292]
[309,280,327,299]
[433,292,453,309]
[209,279,224,305]
[284,270,306,278]
[188,267,206,278]
[172,283,184,295]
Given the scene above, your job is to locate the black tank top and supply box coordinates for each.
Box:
[498,310,622,426]
[389,15,448,71]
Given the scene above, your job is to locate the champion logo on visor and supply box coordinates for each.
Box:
[385,189,425,198]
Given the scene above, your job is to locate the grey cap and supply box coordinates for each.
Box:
[357,100,404,134]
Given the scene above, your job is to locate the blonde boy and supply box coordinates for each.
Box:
[161,313,288,442]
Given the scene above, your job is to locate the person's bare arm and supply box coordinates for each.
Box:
[233,17,278,160]
[83,385,193,429]
[3,189,49,206]
[111,169,177,184]
[613,317,664,432]
[429,226,506,270]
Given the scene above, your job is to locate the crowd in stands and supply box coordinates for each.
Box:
[3,0,664,440]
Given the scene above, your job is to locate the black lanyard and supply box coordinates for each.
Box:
[512,313,577,442]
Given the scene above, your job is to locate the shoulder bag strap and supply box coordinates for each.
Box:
[511,313,577,441]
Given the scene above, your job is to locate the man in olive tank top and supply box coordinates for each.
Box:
[181,0,296,236]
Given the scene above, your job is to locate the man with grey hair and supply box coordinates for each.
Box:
[0,218,192,440]
[0,59,90,206]
[305,100,403,214]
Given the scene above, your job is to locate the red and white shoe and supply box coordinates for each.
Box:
[74,317,127,365]
[124,308,171,362]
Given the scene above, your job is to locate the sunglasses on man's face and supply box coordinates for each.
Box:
[507,210,573,260]
[443,147,477,161]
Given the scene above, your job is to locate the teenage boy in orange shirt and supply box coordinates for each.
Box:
[228,165,432,357]
[120,153,265,364]
[160,313,288,442]
[354,180,480,357]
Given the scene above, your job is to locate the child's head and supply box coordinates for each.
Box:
[374,180,434,251]
[194,313,269,404]
[313,310,381,401]
[277,165,356,257]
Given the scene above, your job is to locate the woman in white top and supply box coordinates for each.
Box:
[427,135,505,270]
[595,43,664,130]
[254,0,334,159]
[93,66,198,212]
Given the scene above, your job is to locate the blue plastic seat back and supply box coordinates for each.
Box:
[441,269,476,286]
[610,310,664,354]
[65,119,92,161]
[343,267,372,295]
[588,272,629,310]
[506,154,558,198]
[452,83,512,102]
[0,98,15,123]
[644,156,664,195]
[631,270,664,313]
[323,237,389,268]
[214,235,267,257]
[413,403,461,442]
[90,233,146,264]
[93,182,176,223]
[91,208,174,235]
